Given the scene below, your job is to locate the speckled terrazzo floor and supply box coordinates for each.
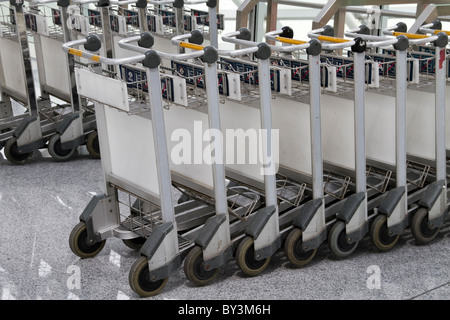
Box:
[0,148,449,301]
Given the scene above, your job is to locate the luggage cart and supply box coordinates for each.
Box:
[383,25,449,244]
[343,23,449,247]
[125,30,285,283]
[109,0,220,58]
[341,26,417,251]
[218,29,329,269]
[0,0,49,164]
[65,32,261,297]
[26,0,101,161]
[308,1,450,247]
[305,26,373,258]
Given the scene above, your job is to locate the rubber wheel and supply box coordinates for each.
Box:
[328,221,358,258]
[284,228,317,267]
[370,214,400,251]
[122,237,147,250]
[235,236,270,277]
[184,246,220,287]
[69,222,106,259]
[86,131,100,159]
[129,256,168,297]
[411,208,440,245]
[48,133,76,162]
[4,137,33,165]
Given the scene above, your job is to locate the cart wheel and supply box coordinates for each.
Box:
[328,221,358,258]
[69,222,106,259]
[411,208,440,245]
[370,214,400,251]
[184,245,220,287]
[4,137,33,165]
[122,237,147,250]
[129,256,168,297]
[284,228,317,267]
[86,131,100,159]
[48,134,76,162]
[236,236,270,277]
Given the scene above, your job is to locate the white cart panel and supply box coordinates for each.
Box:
[39,35,70,95]
[220,100,265,184]
[321,94,356,171]
[104,106,160,196]
[0,37,26,95]
[272,97,312,176]
[164,104,215,190]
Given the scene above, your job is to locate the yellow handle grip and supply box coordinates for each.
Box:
[275,36,308,45]
[68,48,101,62]
[179,41,204,51]
[433,30,450,36]
[392,31,429,39]
[317,35,351,43]
[68,48,83,57]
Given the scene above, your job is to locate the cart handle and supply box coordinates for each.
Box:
[345,25,404,49]
[383,23,441,46]
[63,35,148,66]
[307,26,355,50]
[223,28,310,54]
[273,37,308,45]
[119,32,206,61]
[419,21,450,37]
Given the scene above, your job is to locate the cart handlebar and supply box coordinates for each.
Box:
[307,27,355,50]
[223,29,310,55]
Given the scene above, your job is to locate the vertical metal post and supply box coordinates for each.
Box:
[208,4,218,48]
[353,50,366,194]
[434,45,446,183]
[100,5,114,74]
[138,7,148,33]
[203,56,228,217]
[308,52,323,199]
[13,2,39,118]
[175,6,185,54]
[395,48,407,188]
[257,57,277,210]
[61,6,81,114]
[146,63,176,224]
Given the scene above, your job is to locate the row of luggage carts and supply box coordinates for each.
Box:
[1,0,449,298]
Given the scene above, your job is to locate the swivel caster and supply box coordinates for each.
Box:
[328,221,358,258]
[48,134,76,162]
[284,228,317,267]
[4,137,33,165]
[236,236,270,276]
[129,256,168,297]
[411,208,440,245]
[69,222,106,259]
[370,215,400,251]
[184,245,220,286]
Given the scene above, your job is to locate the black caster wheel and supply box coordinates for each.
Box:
[370,214,400,251]
[129,256,168,297]
[86,131,100,159]
[184,245,220,287]
[69,222,106,259]
[48,134,76,162]
[4,137,33,165]
[236,236,270,277]
[122,237,147,250]
[411,208,440,245]
[328,221,358,258]
[284,228,317,267]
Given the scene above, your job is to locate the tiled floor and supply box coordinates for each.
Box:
[0,149,449,300]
